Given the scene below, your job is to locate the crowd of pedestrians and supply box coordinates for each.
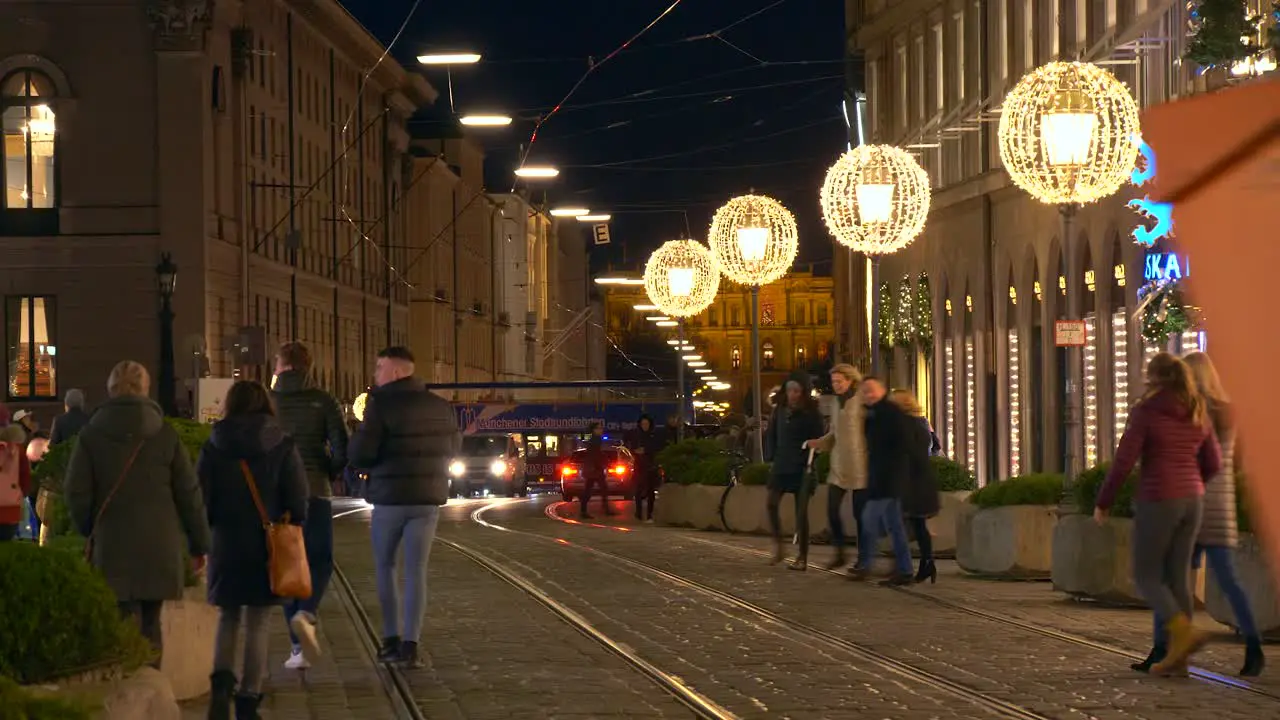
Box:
[0,343,457,719]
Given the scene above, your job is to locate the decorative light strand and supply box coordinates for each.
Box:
[997,61,1142,205]
[708,194,799,286]
[1112,310,1130,436]
[643,240,720,318]
[1084,314,1099,468]
[819,144,931,254]
[964,338,977,478]
[916,273,933,354]
[1008,329,1022,477]
[944,338,956,460]
[895,277,915,348]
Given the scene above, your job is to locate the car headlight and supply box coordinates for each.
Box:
[449,460,466,477]
[490,459,508,476]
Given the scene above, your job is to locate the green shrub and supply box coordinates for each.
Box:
[0,677,96,720]
[932,456,977,492]
[967,473,1065,508]
[1073,463,1138,517]
[0,543,153,684]
[739,462,771,486]
[688,456,731,486]
[165,417,212,463]
[656,439,722,485]
[32,437,76,494]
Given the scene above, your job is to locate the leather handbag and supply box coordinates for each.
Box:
[240,460,312,599]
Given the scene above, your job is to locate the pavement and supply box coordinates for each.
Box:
[182,495,1280,719]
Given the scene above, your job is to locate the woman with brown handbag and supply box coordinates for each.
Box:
[197,380,308,720]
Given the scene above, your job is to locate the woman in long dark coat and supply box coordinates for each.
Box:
[889,389,941,584]
[198,381,308,720]
[764,372,824,569]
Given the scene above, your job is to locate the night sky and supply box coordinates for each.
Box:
[343,0,848,274]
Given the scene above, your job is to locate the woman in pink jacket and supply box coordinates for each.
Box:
[1095,353,1221,676]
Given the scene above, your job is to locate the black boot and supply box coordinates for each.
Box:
[206,671,236,720]
[824,550,847,570]
[377,636,401,663]
[914,560,937,584]
[1131,646,1167,673]
[769,542,784,565]
[233,694,262,720]
[398,640,425,669]
[1242,639,1265,677]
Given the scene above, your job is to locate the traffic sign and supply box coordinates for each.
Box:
[1054,320,1087,347]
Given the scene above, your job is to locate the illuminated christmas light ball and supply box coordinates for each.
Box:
[643,239,720,318]
[353,392,368,422]
[819,145,931,254]
[708,194,798,286]
[998,61,1141,205]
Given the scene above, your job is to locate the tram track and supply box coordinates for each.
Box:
[475,501,1055,720]
[538,499,1280,704]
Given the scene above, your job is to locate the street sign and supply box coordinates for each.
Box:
[1054,320,1087,347]
[593,223,611,245]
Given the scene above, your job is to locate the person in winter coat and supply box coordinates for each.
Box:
[579,422,612,519]
[805,364,868,570]
[0,423,29,541]
[765,372,824,570]
[851,376,916,586]
[199,380,309,720]
[626,414,665,522]
[889,389,942,584]
[348,347,460,668]
[1096,352,1221,677]
[50,389,91,446]
[1177,352,1262,676]
[271,341,349,671]
[65,360,212,666]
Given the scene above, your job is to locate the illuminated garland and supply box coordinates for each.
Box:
[877,281,896,352]
[1136,278,1200,346]
[895,277,915,348]
[916,273,933,354]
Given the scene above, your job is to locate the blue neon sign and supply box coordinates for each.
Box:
[1143,252,1189,283]
[1128,137,1174,247]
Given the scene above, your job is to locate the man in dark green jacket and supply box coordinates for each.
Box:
[272,342,348,670]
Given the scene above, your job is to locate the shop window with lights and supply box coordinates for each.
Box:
[2,69,59,234]
[762,341,775,370]
[1112,261,1131,438]
[6,296,57,400]
[1007,283,1022,477]
[1083,266,1099,468]
[731,345,741,369]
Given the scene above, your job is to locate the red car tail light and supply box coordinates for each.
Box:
[610,463,628,476]
[561,465,579,477]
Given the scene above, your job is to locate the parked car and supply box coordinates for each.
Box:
[450,435,524,497]
[558,446,634,502]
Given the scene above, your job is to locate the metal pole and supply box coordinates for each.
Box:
[1061,204,1083,511]
[750,285,763,463]
[159,294,177,417]
[677,320,686,441]
[869,256,882,376]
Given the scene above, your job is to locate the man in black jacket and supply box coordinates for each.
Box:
[850,376,915,586]
[349,346,459,668]
[272,342,348,670]
[50,389,90,446]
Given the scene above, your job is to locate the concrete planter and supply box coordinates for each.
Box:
[956,504,1056,578]
[1206,533,1280,635]
[27,667,179,720]
[653,484,726,531]
[722,485,833,538]
[1051,515,1208,607]
[927,491,970,557]
[159,585,219,702]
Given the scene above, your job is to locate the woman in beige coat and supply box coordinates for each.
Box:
[806,364,868,570]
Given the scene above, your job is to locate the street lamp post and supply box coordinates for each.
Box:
[998,61,1141,504]
[155,253,178,417]
[708,195,799,463]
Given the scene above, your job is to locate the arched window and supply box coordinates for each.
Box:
[762,341,775,370]
[795,304,807,325]
[2,69,57,210]
[731,345,741,369]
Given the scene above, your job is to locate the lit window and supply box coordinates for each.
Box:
[731,346,741,370]
[2,70,58,210]
[6,296,57,399]
[796,345,807,366]
[762,341,775,370]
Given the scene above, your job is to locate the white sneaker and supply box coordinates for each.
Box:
[290,613,322,665]
[283,650,310,670]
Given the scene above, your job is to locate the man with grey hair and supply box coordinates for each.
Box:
[51,389,90,446]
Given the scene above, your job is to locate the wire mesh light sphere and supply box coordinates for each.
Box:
[998,61,1141,205]
[707,194,799,286]
[643,239,720,318]
[819,145,931,255]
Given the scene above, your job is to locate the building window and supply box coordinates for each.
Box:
[953,11,965,104]
[1023,0,1036,70]
[914,35,925,121]
[762,303,775,325]
[6,296,56,399]
[731,345,741,370]
[795,304,806,325]
[796,345,807,366]
[932,23,944,115]
[817,304,828,325]
[731,305,741,326]
[709,308,719,326]
[2,70,57,211]
[896,41,908,129]
[996,0,1009,81]
[762,341,775,370]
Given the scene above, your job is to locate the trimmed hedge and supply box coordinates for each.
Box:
[967,473,1065,508]
[0,677,95,720]
[0,542,152,684]
[1073,463,1137,518]
[739,463,771,486]
[656,439,722,485]
[932,456,977,492]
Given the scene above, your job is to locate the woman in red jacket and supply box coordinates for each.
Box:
[0,422,31,541]
[1095,353,1221,676]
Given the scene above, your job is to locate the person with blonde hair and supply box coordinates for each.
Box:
[1095,352,1221,676]
[1170,351,1262,676]
[805,363,868,570]
[888,389,941,583]
[65,360,211,667]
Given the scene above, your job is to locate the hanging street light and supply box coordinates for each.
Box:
[644,239,721,440]
[417,53,482,64]
[550,207,590,217]
[708,194,798,461]
[514,166,560,179]
[998,60,1141,508]
[459,114,513,127]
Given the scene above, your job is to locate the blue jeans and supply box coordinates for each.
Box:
[371,504,440,644]
[858,497,913,576]
[1152,544,1260,646]
[284,498,334,650]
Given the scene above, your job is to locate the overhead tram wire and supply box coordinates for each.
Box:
[573,115,841,169]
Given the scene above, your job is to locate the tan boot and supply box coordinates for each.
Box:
[1151,614,1206,676]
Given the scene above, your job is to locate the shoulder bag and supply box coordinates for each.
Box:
[84,442,144,562]
[239,460,312,600]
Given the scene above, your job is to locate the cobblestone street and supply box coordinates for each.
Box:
[178,495,1280,719]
